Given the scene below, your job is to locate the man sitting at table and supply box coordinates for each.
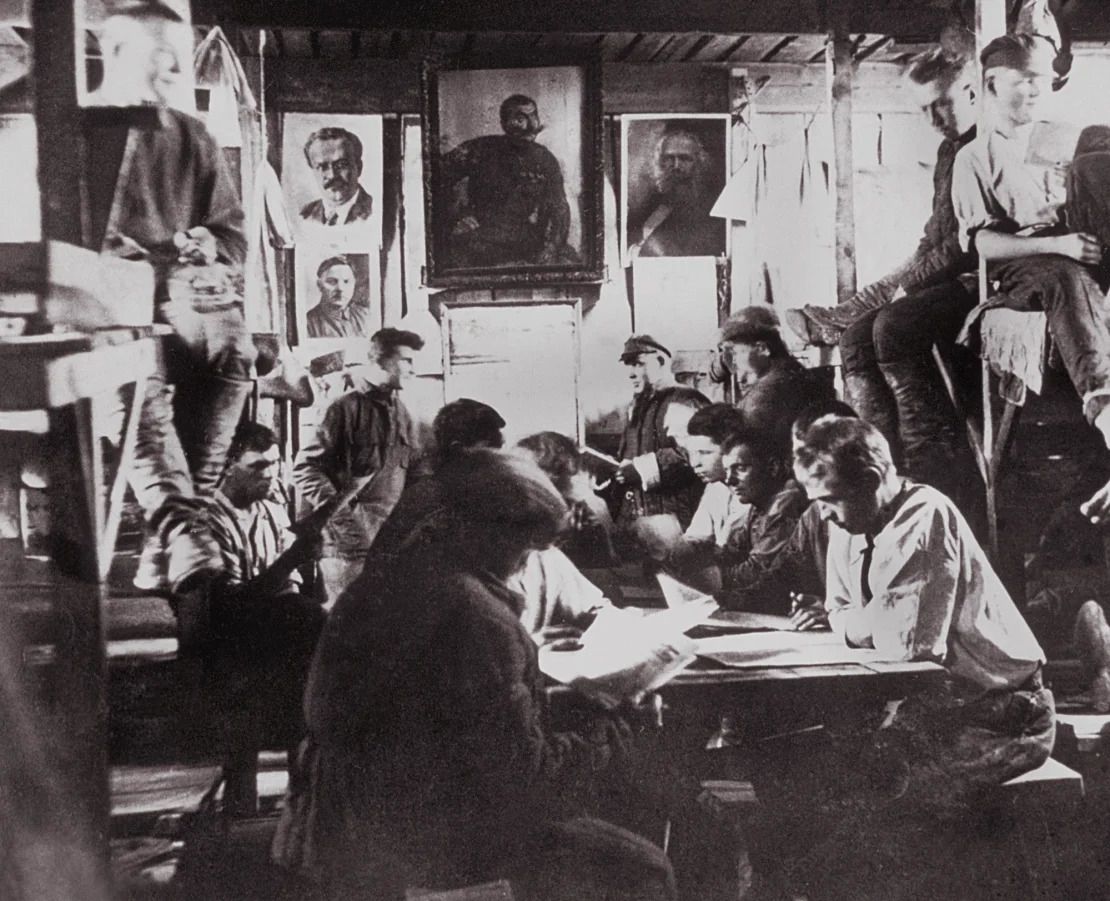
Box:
[740,416,1054,898]
[714,425,808,613]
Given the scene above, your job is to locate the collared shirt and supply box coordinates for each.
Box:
[951,122,1069,252]
[510,547,610,637]
[685,481,750,548]
[825,481,1044,691]
[205,488,298,591]
[322,189,361,226]
[306,300,372,338]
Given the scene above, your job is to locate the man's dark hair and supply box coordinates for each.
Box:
[792,399,858,437]
[517,431,581,498]
[795,417,895,486]
[227,421,278,464]
[720,309,789,358]
[906,27,975,90]
[316,254,355,280]
[720,424,779,463]
[371,328,424,359]
[434,399,506,459]
[303,127,364,169]
[687,403,745,446]
[500,94,537,125]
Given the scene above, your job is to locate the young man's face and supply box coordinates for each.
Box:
[683,434,726,483]
[799,467,880,535]
[223,445,280,506]
[317,264,356,309]
[988,65,1051,128]
[625,353,669,395]
[379,347,417,389]
[912,67,977,141]
[722,443,777,505]
[307,138,361,204]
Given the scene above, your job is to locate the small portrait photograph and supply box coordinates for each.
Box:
[281,113,383,242]
[295,250,376,342]
[422,59,603,286]
[621,114,730,262]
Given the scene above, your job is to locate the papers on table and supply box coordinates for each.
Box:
[694,631,887,669]
[538,606,698,709]
[656,572,793,632]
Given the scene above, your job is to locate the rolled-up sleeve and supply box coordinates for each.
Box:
[951,144,1006,253]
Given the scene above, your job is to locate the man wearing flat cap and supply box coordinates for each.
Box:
[952,33,1110,452]
[608,335,708,538]
[715,306,834,455]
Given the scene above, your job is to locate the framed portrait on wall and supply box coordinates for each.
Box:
[421,58,604,287]
[294,247,377,342]
[621,114,730,263]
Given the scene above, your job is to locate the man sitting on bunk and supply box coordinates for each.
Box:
[952,33,1110,451]
[714,425,808,613]
[742,416,1053,898]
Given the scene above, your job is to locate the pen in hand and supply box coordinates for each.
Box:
[788,591,829,632]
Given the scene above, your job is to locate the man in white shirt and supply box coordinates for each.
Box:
[952,33,1110,447]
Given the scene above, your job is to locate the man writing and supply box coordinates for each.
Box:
[300,127,373,226]
[305,255,369,338]
[293,327,424,607]
[440,94,576,267]
[628,129,725,258]
[952,34,1110,449]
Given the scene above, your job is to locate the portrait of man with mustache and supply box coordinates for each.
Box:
[300,127,374,227]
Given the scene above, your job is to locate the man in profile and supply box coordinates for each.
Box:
[300,127,373,226]
[629,128,725,258]
[305,255,369,338]
[440,94,576,267]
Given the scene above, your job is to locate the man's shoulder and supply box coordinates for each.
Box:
[351,186,374,219]
[770,480,810,518]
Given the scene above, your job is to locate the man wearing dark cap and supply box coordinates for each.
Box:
[294,328,425,607]
[610,335,708,536]
[715,307,833,453]
[953,33,1110,451]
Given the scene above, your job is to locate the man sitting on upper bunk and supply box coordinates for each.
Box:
[743,416,1053,899]
[952,34,1110,451]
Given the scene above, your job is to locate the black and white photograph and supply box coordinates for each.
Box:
[422,59,604,286]
[10,3,1110,901]
[622,114,730,262]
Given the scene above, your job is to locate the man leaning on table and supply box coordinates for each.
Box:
[740,416,1055,898]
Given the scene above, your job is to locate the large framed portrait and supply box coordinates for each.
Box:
[621,114,730,263]
[421,58,604,287]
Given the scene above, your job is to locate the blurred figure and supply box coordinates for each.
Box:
[274,450,676,901]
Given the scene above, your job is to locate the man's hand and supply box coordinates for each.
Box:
[789,592,829,632]
[1081,479,1110,526]
[1053,232,1103,266]
[173,227,219,265]
[614,461,641,488]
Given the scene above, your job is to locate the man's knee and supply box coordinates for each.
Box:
[1034,256,1099,309]
[839,311,880,374]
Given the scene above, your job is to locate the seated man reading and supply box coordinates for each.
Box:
[742,417,1054,898]
[715,425,809,613]
[952,34,1110,448]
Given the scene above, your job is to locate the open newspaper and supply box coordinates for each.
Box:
[538,606,698,709]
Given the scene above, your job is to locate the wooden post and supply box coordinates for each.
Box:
[826,0,857,304]
[30,0,88,246]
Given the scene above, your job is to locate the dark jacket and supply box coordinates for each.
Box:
[299,185,374,225]
[616,384,708,527]
[737,357,835,452]
[292,382,417,558]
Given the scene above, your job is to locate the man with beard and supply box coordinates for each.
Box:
[305,255,369,338]
[440,94,576,267]
[300,127,374,226]
[628,129,725,258]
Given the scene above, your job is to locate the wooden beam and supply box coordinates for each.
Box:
[827,0,857,302]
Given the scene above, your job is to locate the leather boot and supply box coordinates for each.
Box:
[878,358,963,497]
[176,375,254,496]
[843,369,902,465]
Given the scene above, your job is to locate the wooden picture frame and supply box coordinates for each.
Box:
[421,57,604,287]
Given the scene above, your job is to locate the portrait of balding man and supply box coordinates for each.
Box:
[300,126,374,226]
[624,117,729,259]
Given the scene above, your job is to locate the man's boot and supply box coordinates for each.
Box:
[843,369,903,465]
[176,375,254,495]
[878,358,964,498]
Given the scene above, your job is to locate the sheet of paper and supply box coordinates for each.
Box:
[694,631,888,668]
[539,607,698,708]
[703,610,795,632]
[631,255,719,352]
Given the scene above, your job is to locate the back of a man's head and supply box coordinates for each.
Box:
[227,421,278,464]
[687,403,745,447]
[517,431,581,498]
[371,327,424,362]
[433,399,506,459]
